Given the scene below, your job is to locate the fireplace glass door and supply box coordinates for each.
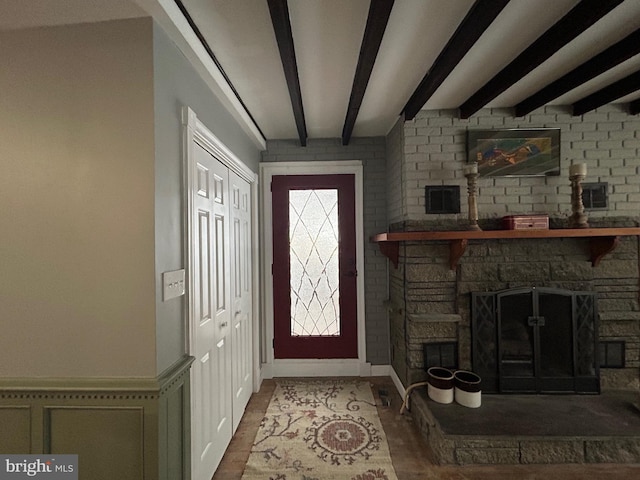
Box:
[498,292,535,381]
[498,289,577,392]
[472,287,599,394]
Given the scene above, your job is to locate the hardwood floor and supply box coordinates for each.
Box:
[212,377,640,480]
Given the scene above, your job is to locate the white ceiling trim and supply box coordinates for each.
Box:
[135,0,267,150]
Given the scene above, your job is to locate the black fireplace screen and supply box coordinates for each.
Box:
[471,287,599,394]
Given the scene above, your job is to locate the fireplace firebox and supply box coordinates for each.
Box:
[472,287,599,394]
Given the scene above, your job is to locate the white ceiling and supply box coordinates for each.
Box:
[4,0,640,146]
[179,0,640,141]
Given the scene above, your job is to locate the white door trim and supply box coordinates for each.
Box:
[251,173,261,392]
[183,108,255,184]
[259,161,370,378]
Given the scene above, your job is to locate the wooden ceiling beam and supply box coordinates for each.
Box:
[572,70,640,116]
[516,29,640,116]
[267,0,307,146]
[402,0,510,121]
[459,0,625,119]
[342,0,395,145]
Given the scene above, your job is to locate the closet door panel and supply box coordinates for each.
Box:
[191,145,233,479]
[230,171,253,433]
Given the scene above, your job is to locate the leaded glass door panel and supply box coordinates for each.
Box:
[272,174,357,358]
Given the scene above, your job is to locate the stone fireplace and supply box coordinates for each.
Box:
[387,218,640,393]
[379,109,640,464]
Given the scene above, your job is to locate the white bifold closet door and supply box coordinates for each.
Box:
[230,170,253,432]
[190,143,252,480]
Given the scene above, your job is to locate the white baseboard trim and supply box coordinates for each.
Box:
[359,361,372,377]
[260,362,397,379]
[370,365,391,376]
[255,367,264,393]
[262,359,374,378]
[389,366,406,399]
[261,362,273,379]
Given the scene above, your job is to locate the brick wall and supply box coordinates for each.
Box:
[401,105,640,221]
[386,117,405,224]
[261,138,390,364]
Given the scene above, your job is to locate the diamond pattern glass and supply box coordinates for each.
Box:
[289,189,340,336]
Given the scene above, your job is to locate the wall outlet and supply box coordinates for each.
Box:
[163,269,185,301]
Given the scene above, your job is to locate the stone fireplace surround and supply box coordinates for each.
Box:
[387,217,640,392]
[385,217,640,464]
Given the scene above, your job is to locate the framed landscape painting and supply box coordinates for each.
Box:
[467,128,560,177]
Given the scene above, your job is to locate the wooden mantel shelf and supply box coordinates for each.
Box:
[371,227,640,270]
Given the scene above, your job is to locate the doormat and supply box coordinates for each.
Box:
[241,379,398,480]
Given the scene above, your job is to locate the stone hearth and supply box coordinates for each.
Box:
[408,387,640,464]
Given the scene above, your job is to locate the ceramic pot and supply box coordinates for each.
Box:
[427,367,454,404]
[454,370,482,408]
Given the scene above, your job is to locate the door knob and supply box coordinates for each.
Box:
[527,316,546,327]
[220,321,228,328]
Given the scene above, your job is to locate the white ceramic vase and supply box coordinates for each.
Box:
[454,370,482,408]
[427,367,454,404]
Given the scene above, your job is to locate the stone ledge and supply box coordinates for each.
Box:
[407,313,462,323]
[599,311,640,321]
[420,429,640,465]
[456,447,520,465]
[585,438,640,462]
[520,440,584,464]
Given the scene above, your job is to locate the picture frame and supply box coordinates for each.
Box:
[467,128,560,177]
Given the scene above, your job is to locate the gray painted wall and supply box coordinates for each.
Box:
[262,138,390,364]
[153,22,262,374]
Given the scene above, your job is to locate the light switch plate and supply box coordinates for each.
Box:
[163,269,185,301]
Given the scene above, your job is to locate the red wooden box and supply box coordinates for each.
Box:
[502,214,549,230]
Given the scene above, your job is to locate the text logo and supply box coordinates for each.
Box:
[0,456,77,480]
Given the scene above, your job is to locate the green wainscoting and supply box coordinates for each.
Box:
[0,356,194,480]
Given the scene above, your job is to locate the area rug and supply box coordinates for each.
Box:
[241,379,398,480]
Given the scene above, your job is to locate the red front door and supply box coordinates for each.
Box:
[272,174,358,358]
